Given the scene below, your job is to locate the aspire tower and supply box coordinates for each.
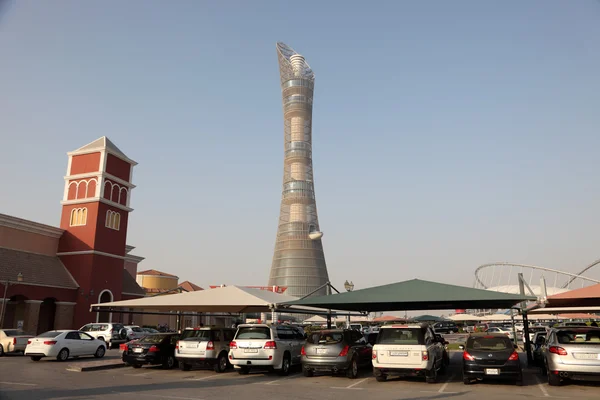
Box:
[267,42,330,297]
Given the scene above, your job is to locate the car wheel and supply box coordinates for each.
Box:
[346,357,358,379]
[548,371,561,386]
[133,364,142,369]
[214,352,228,373]
[278,353,291,376]
[0,344,4,356]
[180,363,191,371]
[463,376,471,385]
[302,365,313,377]
[426,362,438,383]
[57,348,69,362]
[30,356,42,361]
[238,366,249,375]
[375,374,387,382]
[94,346,105,358]
[163,355,176,369]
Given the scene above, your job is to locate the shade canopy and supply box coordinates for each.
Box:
[92,285,309,314]
[281,279,536,312]
[479,314,512,321]
[412,315,445,322]
[448,313,480,322]
[546,283,600,308]
[529,306,600,315]
[373,315,404,322]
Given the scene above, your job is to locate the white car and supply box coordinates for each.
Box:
[0,329,34,356]
[486,327,516,341]
[124,325,146,341]
[25,330,106,362]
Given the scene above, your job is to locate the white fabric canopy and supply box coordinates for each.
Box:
[479,314,511,321]
[448,314,480,322]
[304,315,327,323]
[92,285,313,314]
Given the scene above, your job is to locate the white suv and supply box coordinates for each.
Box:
[176,327,236,372]
[229,324,305,375]
[372,323,447,383]
[79,323,128,349]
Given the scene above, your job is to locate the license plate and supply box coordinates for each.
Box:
[577,353,600,360]
[133,348,144,353]
[390,351,408,356]
[244,349,258,353]
[485,369,500,375]
[316,348,327,355]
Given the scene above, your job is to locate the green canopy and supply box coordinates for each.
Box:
[281,279,536,312]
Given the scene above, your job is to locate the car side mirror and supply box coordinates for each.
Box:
[458,345,465,350]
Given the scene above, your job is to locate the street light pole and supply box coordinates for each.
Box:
[0,273,24,329]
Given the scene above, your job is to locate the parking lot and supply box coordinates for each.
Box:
[1,349,599,400]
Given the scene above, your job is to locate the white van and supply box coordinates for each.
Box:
[372,323,447,383]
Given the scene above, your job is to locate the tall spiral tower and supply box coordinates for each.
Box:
[267,42,330,298]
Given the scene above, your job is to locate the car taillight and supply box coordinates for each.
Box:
[301,346,306,356]
[422,350,429,361]
[339,345,349,357]
[149,345,159,352]
[508,352,519,361]
[264,341,277,349]
[549,346,568,356]
[206,341,215,350]
[13,338,17,345]
[43,341,57,345]
[372,349,377,360]
[230,341,237,349]
[27,340,32,345]
[463,351,475,361]
[175,341,179,350]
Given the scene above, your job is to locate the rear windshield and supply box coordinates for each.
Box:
[131,327,144,332]
[181,330,211,341]
[307,331,344,345]
[3,330,24,337]
[467,336,512,351]
[236,327,271,340]
[377,328,423,345]
[38,331,62,338]
[139,335,166,344]
[556,330,600,345]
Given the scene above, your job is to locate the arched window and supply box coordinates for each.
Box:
[69,208,87,226]
[105,210,120,231]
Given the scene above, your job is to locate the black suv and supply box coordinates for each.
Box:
[433,322,459,334]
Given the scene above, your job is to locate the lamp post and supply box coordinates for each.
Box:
[344,280,354,328]
[0,272,24,328]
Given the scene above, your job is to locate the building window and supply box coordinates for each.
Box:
[70,208,87,226]
[105,210,120,231]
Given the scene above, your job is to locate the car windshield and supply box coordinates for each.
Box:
[467,336,512,351]
[138,335,165,344]
[181,330,211,341]
[131,327,143,332]
[556,329,600,345]
[377,328,423,345]
[3,330,24,337]
[38,331,62,338]
[307,332,343,345]
[235,327,271,340]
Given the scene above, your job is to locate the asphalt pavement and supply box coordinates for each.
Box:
[1,349,599,400]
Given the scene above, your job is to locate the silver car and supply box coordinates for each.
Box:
[540,326,600,386]
[301,329,372,378]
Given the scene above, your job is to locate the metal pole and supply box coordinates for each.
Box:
[0,279,9,328]
[518,273,533,365]
[510,308,517,348]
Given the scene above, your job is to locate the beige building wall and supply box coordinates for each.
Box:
[0,226,59,256]
[136,275,178,290]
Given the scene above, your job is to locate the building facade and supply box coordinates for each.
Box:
[0,137,146,333]
[267,43,330,298]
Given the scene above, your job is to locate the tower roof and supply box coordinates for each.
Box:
[68,136,137,165]
[276,42,314,84]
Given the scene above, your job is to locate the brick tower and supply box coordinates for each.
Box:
[57,137,137,328]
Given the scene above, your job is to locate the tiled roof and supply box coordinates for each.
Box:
[178,281,203,292]
[137,269,178,278]
[72,137,127,158]
[122,270,145,296]
[0,247,79,290]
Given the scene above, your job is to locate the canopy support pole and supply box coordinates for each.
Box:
[519,273,533,365]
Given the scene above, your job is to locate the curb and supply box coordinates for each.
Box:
[67,362,127,372]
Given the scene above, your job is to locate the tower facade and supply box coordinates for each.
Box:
[267,43,330,298]
[57,137,137,328]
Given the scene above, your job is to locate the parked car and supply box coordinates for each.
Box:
[371,323,447,383]
[124,325,146,341]
[142,327,160,334]
[527,325,548,342]
[486,327,516,341]
[176,327,236,372]
[25,330,106,361]
[532,331,548,366]
[349,323,363,332]
[123,333,180,369]
[0,329,34,356]
[540,326,600,386]
[229,324,305,375]
[301,329,372,378]
[433,321,459,334]
[460,333,522,385]
[79,323,128,349]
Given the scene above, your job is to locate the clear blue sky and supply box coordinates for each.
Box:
[1,1,599,291]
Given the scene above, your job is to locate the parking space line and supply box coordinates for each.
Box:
[347,377,370,389]
[143,395,203,400]
[0,382,38,386]
[438,374,456,393]
[330,377,369,390]
[534,375,550,397]
[264,373,301,385]
[124,370,161,377]
[188,373,234,381]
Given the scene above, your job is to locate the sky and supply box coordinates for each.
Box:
[1,0,600,295]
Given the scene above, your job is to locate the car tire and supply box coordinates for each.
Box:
[56,348,69,362]
[0,344,4,356]
[278,353,291,376]
[214,352,228,373]
[30,356,42,361]
[94,346,105,358]
[302,365,313,377]
[346,357,358,379]
[238,366,249,375]
[375,374,387,382]
[180,363,191,371]
[133,364,142,369]
[516,377,523,386]
[426,363,438,383]
[547,371,561,386]
[463,376,471,385]
[163,355,176,369]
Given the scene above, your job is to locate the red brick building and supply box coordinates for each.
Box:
[0,137,146,333]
